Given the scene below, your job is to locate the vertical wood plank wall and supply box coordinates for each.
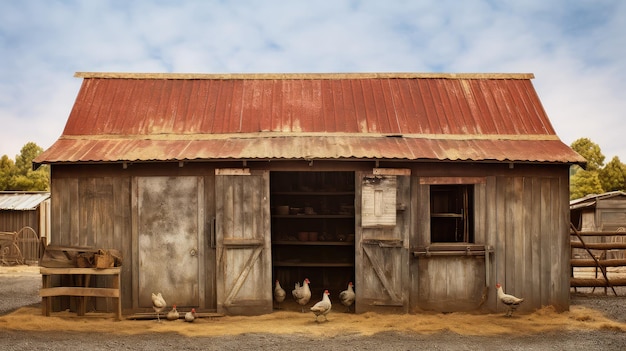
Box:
[49,164,218,312]
[489,175,569,312]
[411,169,570,313]
[49,163,571,314]
[51,176,133,310]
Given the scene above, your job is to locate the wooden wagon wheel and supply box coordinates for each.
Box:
[11,242,24,265]
[0,234,25,266]
[0,244,9,265]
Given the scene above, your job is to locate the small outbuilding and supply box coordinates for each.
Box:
[570,191,626,232]
[0,191,50,263]
[35,72,585,315]
[570,191,626,260]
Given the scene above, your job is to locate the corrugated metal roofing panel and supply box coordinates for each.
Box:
[570,191,626,209]
[35,73,585,165]
[37,136,582,164]
[0,192,50,210]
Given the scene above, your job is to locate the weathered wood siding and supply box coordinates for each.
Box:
[498,175,568,312]
[134,176,204,309]
[0,208,43,234]
[50,174,132,310]
[48,162,571,315]
[411,179,487,312]
[215,170,272,315]
[49,164,218,312]
[410,164,571,313]
[355,172,411,313]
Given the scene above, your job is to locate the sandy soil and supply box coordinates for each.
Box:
[1,265,625,350]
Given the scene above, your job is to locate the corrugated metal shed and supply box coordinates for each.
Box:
[0,192,50,211]
[570,191,626,210]
[35,72,585,165]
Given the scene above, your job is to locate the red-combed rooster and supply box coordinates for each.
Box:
[495,283,524,317]
[166,304,179,321]
[292,278,311,312]
[339,282,355,312]
[185,308,197,322]
[310,289,332,322]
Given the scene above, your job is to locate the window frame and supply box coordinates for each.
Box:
[419,177,486,245]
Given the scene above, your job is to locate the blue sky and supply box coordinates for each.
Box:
[1,0,625,163]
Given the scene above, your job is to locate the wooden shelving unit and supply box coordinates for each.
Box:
[270,171,355,299]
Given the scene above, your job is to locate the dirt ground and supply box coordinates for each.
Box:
[1,265,625,350]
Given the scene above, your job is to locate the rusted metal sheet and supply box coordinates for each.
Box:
[35,73,585,165]
[36,137,584,164]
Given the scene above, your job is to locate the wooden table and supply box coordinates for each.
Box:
[40,267,122,320]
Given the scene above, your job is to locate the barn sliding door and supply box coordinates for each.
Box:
[135,176,204,309]
[356,171,410,313]
[215,169,272,315]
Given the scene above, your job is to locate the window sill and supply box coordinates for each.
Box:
[412,244,493,257]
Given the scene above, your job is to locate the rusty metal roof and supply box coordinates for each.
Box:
[35,72,585,165]
[0,192,50,211]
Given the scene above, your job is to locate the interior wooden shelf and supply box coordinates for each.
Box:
[272,214,354,219]
[273,261,354,267]
[272,241,354,246]
[272,191,355,196]
[431,213,463,218]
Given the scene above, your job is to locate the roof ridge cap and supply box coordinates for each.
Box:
[74,72,535,80]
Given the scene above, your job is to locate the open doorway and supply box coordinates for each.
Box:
[270,171,355,309]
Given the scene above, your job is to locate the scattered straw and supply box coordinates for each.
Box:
[1,305,624,337]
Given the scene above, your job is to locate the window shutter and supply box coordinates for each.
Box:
[362,175,396,227]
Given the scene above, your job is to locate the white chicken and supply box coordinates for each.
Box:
[151,292,166,322]
[292,278,311,312]
[495,283,524,317]
[185,308,197,322]
[339,282,355,312]
[310,289,332,322]
[166,304,179,321]
[274,280,286,309]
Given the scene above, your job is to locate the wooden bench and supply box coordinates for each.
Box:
[40,267,122,320]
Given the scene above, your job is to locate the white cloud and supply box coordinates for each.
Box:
[0,0,625,162]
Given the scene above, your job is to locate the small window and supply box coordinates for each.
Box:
[430,185,474,243]
[361,175,397,228]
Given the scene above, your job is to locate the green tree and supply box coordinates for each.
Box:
[570,170,603,200]
[0,155,16,190]
[571,138,605,172]
[0,142,49,191]
[599,156,626,192]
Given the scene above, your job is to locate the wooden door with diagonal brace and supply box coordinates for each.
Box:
[355,172,410,313]
[215,169,272,315]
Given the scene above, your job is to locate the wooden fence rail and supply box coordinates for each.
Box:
[570,224,626,295]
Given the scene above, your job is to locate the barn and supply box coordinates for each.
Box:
[34,72,585,316]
